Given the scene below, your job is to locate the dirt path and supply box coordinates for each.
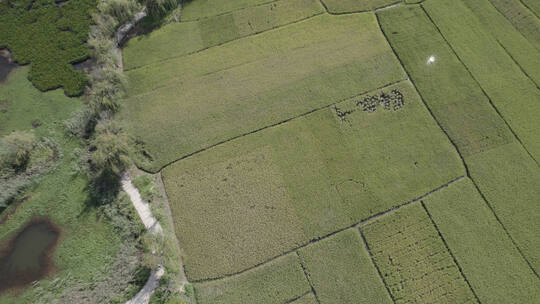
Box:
[121,173,163,234]
[125,265,165,304]
[121,173,163,304]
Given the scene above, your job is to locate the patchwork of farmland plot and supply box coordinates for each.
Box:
[120,0,540,302]
[121,13,405,172]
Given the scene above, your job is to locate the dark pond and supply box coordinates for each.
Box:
[0,49,17,83]
[0,219,60,293]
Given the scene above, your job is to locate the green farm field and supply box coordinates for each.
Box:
[117,0,540,302]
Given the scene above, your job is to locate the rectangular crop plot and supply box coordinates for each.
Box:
[362,203,478,304]
[423,0,540,163]
[182,0,273,21]
[423,178,540,303]
[122,0,325,70]
[193,253,311,304]
[162,81,464,281]
[488,0,540,50]
[297,229,392,304]
[377,5,514,158]
[320,0,399,13]
[466,141,540,274]
[121,13,406,172]
[460,0,540,86]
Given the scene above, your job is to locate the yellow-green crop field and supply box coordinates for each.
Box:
[120,0,540,302]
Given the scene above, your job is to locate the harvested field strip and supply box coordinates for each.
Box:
[297,229,392,304]
[193,253,311,304]
[320,0,399,13]
[376,5,514,158]
[423,0,540,162]
[123,0,325,70]
[466,142,540,275]
[162,80,464,281]
[362,203,478,304]
[181,0,275,21]
[423,178,540,303]
[122,13,406,172]
[460,0,540,86]
[488,0,540,49]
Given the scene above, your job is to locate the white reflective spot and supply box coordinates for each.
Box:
[427,56,436,64]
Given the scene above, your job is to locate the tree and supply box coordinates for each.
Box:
[0,131,36,171]
[90,120,131,176]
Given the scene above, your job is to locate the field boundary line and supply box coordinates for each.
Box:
[297,253,322,304]
[357,228,396,303]
[487,0,540,40]
[495,39,540,90]
[283,291,312,304]
[190,175,465,283]
[421,201,483,303]
[317,0,402,15]
[148,78,408,174]
[420,4,539,167]
[125,11,325,72]
[517,0,540,19]
[377,4,540,280]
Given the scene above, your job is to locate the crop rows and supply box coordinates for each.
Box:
[362,203,478,304]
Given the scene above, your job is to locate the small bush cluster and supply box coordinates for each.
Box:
[133,174,160,203]
[356,89,405,113]
[0,0,96,96]
[0,131,60,206]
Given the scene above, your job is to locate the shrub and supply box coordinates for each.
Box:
[101,0,142,25]
[0,131,36,170]
[0,0,96,95]
[89,120,132,176]
[132,174,160,203]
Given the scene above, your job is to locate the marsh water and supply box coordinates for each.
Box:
[0,49,17,83]
[0,220,60,292]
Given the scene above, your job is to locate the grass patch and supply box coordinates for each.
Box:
[132,173,160,203]
[193,253,310,304]
[423,177,540,303]
[460,0,540,87]
[362,203,477,303]
[297,229,392,304]
[320,0,398,13]
[123,0,324,70]
[121,13,406,172]
[521,0,540,17]
[0,0,95,96]
[487,0,540,50]
[0,67,122,302]
[181,0,272,21]
[423,0,540,162]
[162,81,463,280]
[376,5,515,158]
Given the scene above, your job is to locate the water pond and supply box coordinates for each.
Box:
[0,49,17,83]
[0,219,60,293]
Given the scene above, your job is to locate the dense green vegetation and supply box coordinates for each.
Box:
[0,0,95,96]
[122,13,406,172]
[193,253,310,304]
[424,178,540,303]
[162,81,463,280]
[0,67,145,303]
[320,0,398,13]
[362,203,477,303]
[297,229,392,304]
[123,0,324,70]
